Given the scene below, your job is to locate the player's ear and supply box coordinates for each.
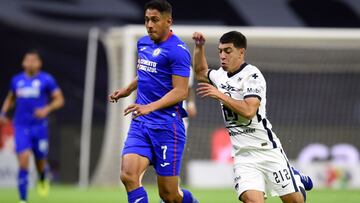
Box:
[238,48,245,58]
[166,16,173,26]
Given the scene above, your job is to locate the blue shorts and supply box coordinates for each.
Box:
[14,124,49,159]
[122,120,186,176]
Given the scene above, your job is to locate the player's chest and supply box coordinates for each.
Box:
[15,78,45,98]
[137,46,170,73]
[217,76,245,100]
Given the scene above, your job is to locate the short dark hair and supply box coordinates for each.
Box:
[144,0,172,15]
[24,49,42,60]
[219,31,247,49]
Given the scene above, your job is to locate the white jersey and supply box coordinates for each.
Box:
[208,63,282,157]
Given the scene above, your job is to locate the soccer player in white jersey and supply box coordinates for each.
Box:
[192,31,312,203]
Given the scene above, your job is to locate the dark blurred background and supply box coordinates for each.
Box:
[0,0,359,184]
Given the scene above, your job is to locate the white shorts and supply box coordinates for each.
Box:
[233,148,302,199]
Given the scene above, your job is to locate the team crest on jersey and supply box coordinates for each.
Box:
[32,79,41,87]
[152,48,161,57]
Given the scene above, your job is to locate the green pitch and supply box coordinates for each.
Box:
[0,185,359,203]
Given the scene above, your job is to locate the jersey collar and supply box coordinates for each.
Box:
[227,62,248,78]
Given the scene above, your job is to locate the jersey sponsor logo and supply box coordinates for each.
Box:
[246,87,261,94]
[220,82,240,92]
[140,47,146,51]
[137,58,158,73]
[252,73,258,79]
[228,128,255,136]
[152,48,161,57]
[16,87,40,98]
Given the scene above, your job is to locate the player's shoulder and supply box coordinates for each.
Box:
[168,34,190,52]
[137,35,153,46]
[243,63,261,73]
[243,63,264,77]
[38,71,55,81]
[12,72,25,80]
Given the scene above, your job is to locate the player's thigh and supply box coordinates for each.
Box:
[14,125,31,154]
[121,153,150,178]
[122,120,154,163]
[280,192,304,203]
[234,163,266,201]
[147,121,186,176]
[157,175,182,198]
[31,124,49,160]
[17,150,32,169]
[261,148,300,197]
[240,190,265,203]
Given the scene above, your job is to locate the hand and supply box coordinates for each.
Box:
[192,32,206,46]
[124,103,154,119]
[197,83,222,100]
[109,88,130,103]
[34,107,50,119]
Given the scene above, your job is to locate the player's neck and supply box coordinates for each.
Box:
[156,30,173,44]
[227,62,247,77]
[25,70,40,78]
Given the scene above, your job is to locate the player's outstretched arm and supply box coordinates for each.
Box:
[0,91,15,123]
[192,32,210,83]
[109,77,138,103]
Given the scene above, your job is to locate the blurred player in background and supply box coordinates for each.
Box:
[0,50,64,203]
[192,31,313,203]
[108,0,198,203]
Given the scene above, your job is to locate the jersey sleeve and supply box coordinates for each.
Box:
[45,74,60,94]
[169,44,191,77]
[243,72,265,101]
[10,77,16,93]
[208,69,220,86]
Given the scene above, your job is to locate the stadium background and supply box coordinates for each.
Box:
[0,0,360,194]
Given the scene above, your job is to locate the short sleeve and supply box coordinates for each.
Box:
[10,77,16,93]
[169,44,191,77]
[188,70,194,87]
[45,74,59,94]
[243,72,265,101]
[208,69,220,86]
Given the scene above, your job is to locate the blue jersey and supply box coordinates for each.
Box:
[10,71,59,126]
[135,33,191,123]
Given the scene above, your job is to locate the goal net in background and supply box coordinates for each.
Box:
[92,25,360,188]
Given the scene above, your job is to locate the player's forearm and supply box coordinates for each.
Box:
[124,77,138,95]
[218,94,257,120]
[148,87,188,112]
[1,92,15,115]
[193,45,209,82]
[46,92,65,113]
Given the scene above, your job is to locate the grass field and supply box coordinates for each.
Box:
[0,185,359,203]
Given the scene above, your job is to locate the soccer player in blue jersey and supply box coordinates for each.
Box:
[108,1,198,203]
[0,50,64,203]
